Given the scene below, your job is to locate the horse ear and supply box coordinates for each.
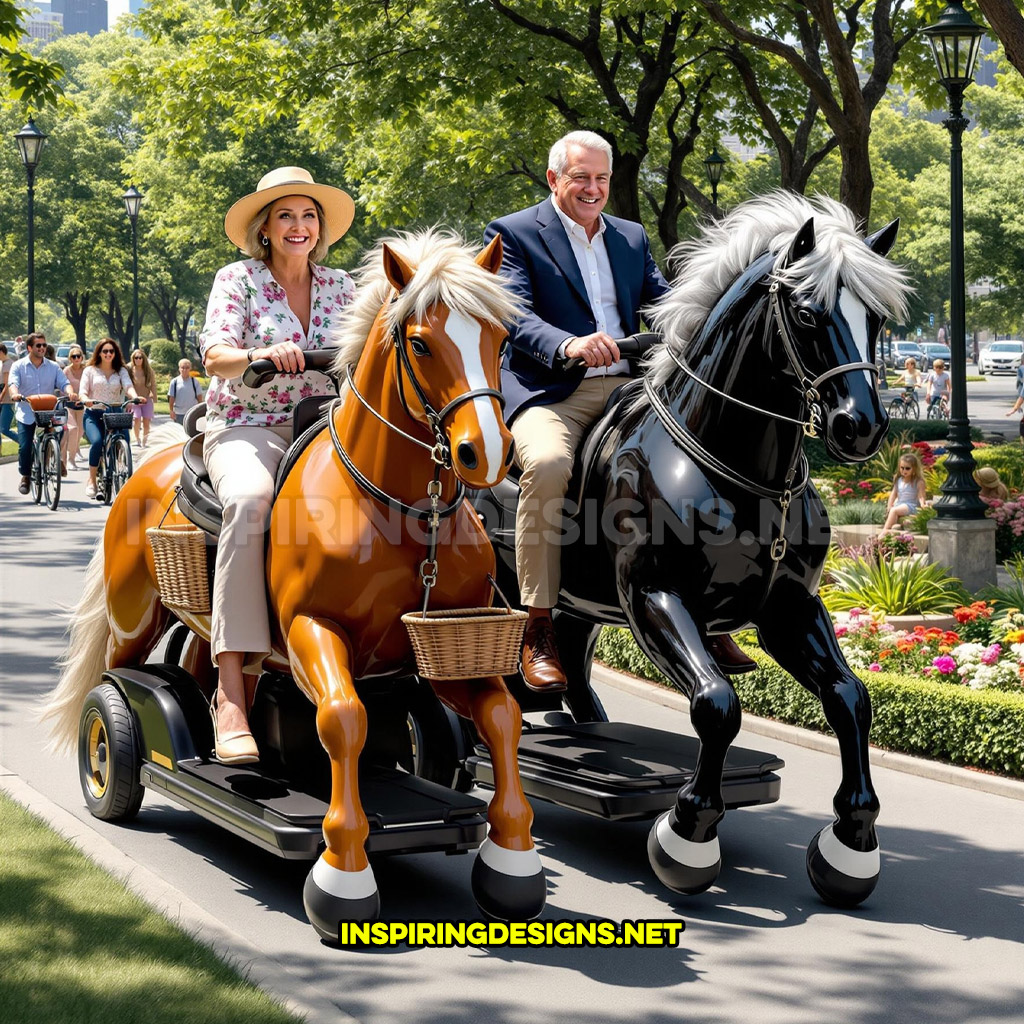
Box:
[476,233,503,275]
[865,218,900,257]
[783,217,816,267]
[382,243,416,292]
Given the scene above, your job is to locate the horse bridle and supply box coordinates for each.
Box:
[327,299,506,612]
[643,274,878,564]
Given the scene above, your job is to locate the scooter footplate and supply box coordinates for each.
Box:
[141,760,488,860]
[467,722,784,821]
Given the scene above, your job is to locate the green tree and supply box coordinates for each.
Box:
[1,0,63,106]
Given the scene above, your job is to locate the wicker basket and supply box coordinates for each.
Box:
[401,606,528,680]
[147,525,210,613]
[103,411,134,430]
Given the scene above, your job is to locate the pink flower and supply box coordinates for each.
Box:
[839,488,854,497]
[858,481,873,490]
[868,662,881,671]
[834,625,848,638]
[849,608,864,619]
[226,405,242,420]
[932,655,957,674]
[981,643,1002,665]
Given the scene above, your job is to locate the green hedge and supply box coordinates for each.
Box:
[594,627,1024,778]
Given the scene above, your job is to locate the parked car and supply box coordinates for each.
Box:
[888,340,926,369]
[979,340,1024,375]
[919,343,951,365]
[55,344,73,368]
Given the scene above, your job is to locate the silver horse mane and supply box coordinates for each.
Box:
[331,228,523,374]
[643,191,912,393]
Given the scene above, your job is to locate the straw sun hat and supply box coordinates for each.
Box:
[975,467,1001,487]
[223,166,355,250]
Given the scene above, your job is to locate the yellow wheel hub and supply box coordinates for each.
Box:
[85,713,109,799]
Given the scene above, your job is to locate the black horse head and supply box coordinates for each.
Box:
[772,214,902,462]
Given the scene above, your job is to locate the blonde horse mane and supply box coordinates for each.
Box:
[331,228,523,373]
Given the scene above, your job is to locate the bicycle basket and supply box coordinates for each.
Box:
[34,410,65,429]
[103,411,134,430]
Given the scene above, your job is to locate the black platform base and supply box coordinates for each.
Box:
[467,721,784,821]
[141,760,488,860]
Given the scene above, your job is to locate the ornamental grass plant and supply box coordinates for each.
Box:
[824,554,969,616]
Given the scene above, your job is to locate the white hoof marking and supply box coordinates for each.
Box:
[311,857,378,900]
[817,824,880,879]
[655,811,721,869]
[478,837,543,877]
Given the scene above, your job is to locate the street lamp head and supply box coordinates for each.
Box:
[122,184,143,222]
[14,118,47,172]
[922,3,985,90]
[703,147,726,187]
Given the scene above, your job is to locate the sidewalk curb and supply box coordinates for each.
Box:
[0,765,361,1024]
[592,663,1024,802]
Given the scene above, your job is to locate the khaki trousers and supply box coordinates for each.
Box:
[204,421,292,669]
[512,376,626,608]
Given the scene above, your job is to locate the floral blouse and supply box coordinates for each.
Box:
[80,366,134,406]
[199,259,355,427]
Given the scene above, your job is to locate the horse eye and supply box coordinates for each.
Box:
[409,337,431,357]
[796,308,817,327]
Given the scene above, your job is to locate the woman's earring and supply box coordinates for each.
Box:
[260,235,269,246]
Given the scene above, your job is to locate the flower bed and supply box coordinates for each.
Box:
[835,605,1024,692]
[594,620,1024,778]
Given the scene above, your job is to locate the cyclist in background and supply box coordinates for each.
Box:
[893,356,921,411]
[6,332,75,494]
[80,338,142,498]
[925,358,951,415]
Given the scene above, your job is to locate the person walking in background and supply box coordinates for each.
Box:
[128,348,157,447]
[63,344,86,468]
[13,336,25,359]
[1015,354,1024,397]
[0,343,19,444]
[6,332,75,493]
[167,358,204,424]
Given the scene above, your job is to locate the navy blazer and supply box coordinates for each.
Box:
[484,198,669,424]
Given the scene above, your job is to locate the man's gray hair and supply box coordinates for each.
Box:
[548,131,613,178]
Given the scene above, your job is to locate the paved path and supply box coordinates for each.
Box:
[1,450,1023,1024]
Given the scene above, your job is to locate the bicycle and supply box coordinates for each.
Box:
[90,400,140,504]
[24,396,75,510]
[926,395,950,421]
[887,389,919,421]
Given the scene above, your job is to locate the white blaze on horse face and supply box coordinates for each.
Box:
[444,309,503,476]
[837,287,873,389]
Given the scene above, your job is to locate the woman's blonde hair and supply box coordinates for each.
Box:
[243,197,329,264]
[896,450,924,483]
[129,348,156,392]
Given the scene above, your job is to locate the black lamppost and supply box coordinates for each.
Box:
[14,118,47,334]
[924,3,986,519]
[122,184,143,351]
[704,147,725,211]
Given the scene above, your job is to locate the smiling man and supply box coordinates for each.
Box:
[483,131,671,690]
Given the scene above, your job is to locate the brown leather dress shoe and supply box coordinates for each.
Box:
[521,616,568,692]
[707,634,757,675]
[18,476,30,494]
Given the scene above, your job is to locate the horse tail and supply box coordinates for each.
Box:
[39,539,110,754]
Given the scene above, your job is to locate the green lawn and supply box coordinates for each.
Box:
[0,792,303,1024]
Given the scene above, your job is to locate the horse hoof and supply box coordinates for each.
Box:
[303,858,380,942]
[471,838,546,920]
[806,824,880,908]
[647,811,721,895]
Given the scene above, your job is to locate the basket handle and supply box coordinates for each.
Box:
[156,486,181,529]
[487,573,516,615]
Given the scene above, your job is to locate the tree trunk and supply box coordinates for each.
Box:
[838,131,873,226]
[100,291,135,353]
[608,151,643,224]
[60,291,90,347]
[978,0,1024,80]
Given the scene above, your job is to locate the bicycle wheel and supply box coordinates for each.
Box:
[887,397,906,421]
[110,436,132,499]
[908,398,920,420]
[96,450,107,503]
[926,402,939,421]
[30,443,43,504]
[42,434,61,510]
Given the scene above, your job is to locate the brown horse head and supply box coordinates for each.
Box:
[336,230,519,490]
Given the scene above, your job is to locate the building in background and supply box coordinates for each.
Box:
[23,1,63,42]
[51,0,107,36]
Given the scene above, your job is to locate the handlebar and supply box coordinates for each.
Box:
[561,332,661,371]
[242,348,341,389]
[89,398,144,409]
